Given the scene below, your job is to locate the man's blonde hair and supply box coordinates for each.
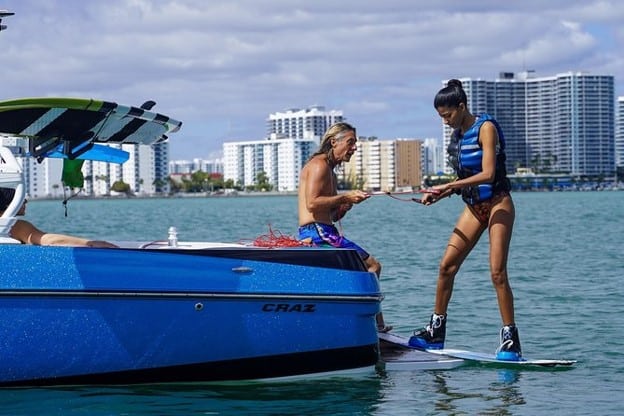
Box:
[311,122,356,162]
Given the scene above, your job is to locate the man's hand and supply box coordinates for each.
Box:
[345,190,370,204]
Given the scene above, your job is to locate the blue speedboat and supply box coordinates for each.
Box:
[0,98,381,386]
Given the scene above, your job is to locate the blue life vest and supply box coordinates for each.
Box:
[447,114,510,205]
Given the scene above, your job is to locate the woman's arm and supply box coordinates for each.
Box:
[9,219,118,247]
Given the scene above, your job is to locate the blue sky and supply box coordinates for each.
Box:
[1,0,623,159]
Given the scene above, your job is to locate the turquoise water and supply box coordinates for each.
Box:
[5,191,624,415]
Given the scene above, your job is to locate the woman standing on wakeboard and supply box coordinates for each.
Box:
[409,79,522,361]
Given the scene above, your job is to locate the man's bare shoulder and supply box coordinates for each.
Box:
[304,155,330,174]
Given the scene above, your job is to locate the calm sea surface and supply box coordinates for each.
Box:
[3,191,623,415]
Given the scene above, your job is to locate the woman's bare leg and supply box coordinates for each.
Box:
[488,195,515,325]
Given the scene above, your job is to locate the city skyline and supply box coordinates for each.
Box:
[2,1,624,160]
[442,72,615,176]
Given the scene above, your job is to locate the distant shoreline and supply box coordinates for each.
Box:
[26,187,623,202]
[29,190,298,201]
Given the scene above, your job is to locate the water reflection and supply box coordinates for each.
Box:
[374,368,526,415]
[0,375,384,415]
[441,369,525,415]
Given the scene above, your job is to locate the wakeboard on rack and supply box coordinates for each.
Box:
[0,97,182,161]
[379,332,576,369]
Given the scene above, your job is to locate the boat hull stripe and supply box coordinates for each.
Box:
[0,290,381,302]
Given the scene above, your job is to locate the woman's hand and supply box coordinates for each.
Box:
[421,191,440,205]
[421,183,455,205]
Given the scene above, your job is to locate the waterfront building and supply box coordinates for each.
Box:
[267,106,344,143]
[227,103,426,193]
[491,72,529,171]
[341,138,422,192]
[222,105,342,192]
[422,138,445,175]
[83,143,166,196]
[342,138,392,191]
[442,71,615,177]
[20,156,63,199]
[153,142,169,193]
[527,72,614,176]
[223,138,315,192]
[395,139,423,190]
[169,158,224,175]
[200,158,224,175]
[169,160,195,174]
[616,96,624,176]
[222,134,424,193]
[11,140,151,199]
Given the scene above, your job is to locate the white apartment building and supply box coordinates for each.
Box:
[226,103,428,192]
[19,152,115,198]
[169,158,224,175]
[343,138,391,191]
[83,143,167,196]
[14,138,169,198]
[341,138,423,192]
[85,157,112,196]
[422,138,445,175]
[616,97,624,173]
[122,144,156,195]
[222,106,345,191]
[223,138,315,191]
[21,156,64,198]
[267,106,344,142]
[443,71,615,176]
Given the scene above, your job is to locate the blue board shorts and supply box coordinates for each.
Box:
[298,222,369,260]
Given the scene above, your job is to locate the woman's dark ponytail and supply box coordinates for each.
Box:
[434,78,468,108]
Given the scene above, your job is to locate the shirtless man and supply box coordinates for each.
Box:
[297,122,391,332]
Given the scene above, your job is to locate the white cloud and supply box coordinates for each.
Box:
[499,19,597,71]
[1,0,623,158]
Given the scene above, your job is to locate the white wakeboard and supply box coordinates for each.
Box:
[379,332,576,368]
[427,349,576,367]
[378,332,463,370]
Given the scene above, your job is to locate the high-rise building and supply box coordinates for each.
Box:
[153,142,169,193]
[442,72,615,176]
[343,138,391,191]
[491,72,529,170]
[422,138,445,175]
[267,106,344,142]
[229,104,427,193]
[169,158,224,175]
[527,73,614,176]
[83,143,166,196]
[21,156,64,198]
[222,105,344,192]
[223,138,315,192]
[341,138,422,192]
[395,139,423,190]
[616,97,624,175]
